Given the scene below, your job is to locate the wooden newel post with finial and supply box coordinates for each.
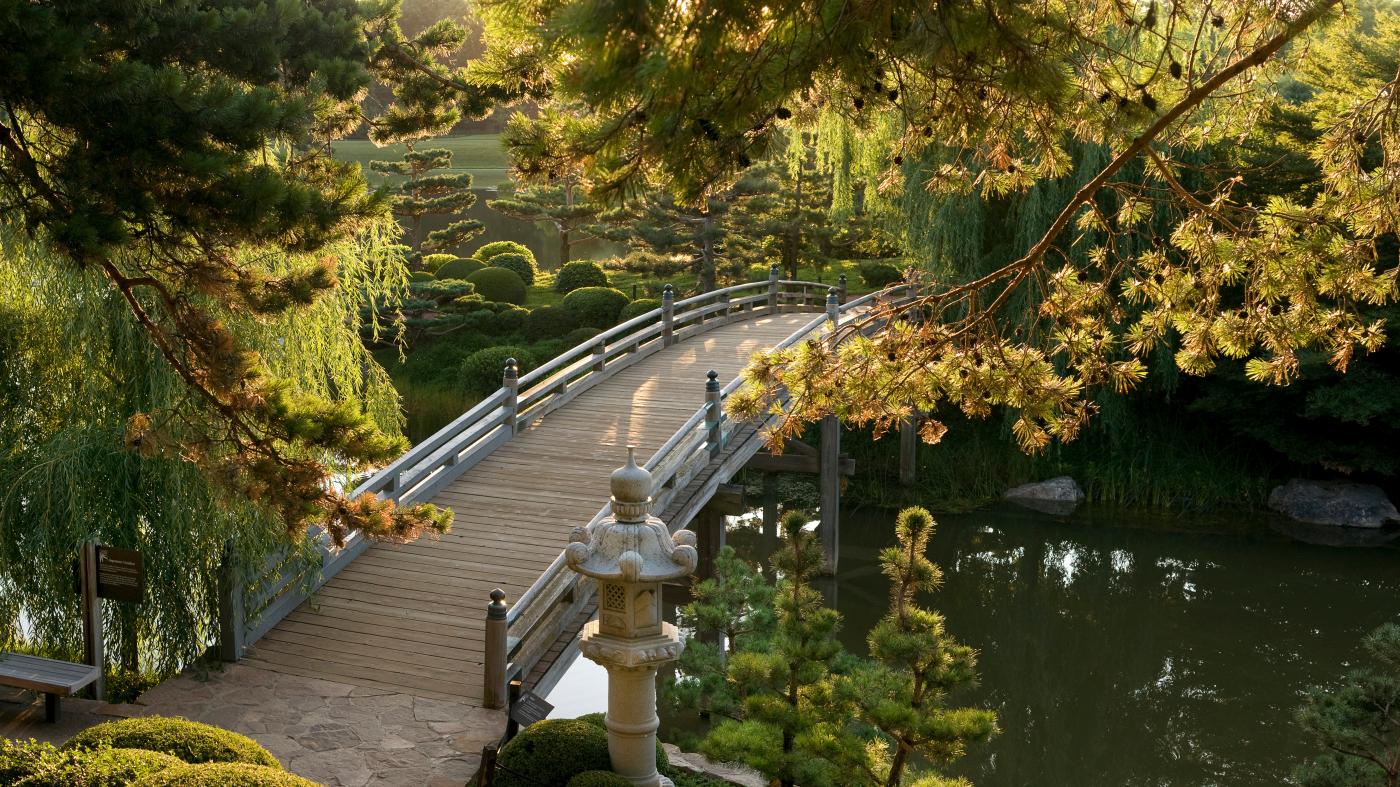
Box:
[565,448,698,787]
[826,287,839,326]
[661,285,675,347]
[503,358,519,434]
[837,273,847,305]
[704,371,723,459]
[484,588,509,709]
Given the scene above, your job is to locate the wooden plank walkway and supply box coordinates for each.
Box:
[244,314,813,702]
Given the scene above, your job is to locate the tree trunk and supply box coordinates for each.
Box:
[559,227,571,266]
[886,744,909,787]
[700,212,717,292]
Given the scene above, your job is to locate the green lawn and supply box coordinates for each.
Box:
[331,133,511,187]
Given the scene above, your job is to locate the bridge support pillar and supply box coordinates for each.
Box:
[819,415,840,572]
[761,472,779,543]
[900,414,918,486]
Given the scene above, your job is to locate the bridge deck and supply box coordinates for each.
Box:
[243,314,812,702]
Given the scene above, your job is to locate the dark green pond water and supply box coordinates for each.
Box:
[546,504,1400,786]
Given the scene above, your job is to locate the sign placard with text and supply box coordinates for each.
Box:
[95,546,144,603]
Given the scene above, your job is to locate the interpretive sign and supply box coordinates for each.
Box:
[508,690,554,728]
[95,546,143,603]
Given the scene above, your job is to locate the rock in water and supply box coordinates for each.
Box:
[1268,480,1400,528]
[1004,476,1085,516]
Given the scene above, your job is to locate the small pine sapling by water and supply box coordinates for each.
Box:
[669,545,776,720]
[843,507,998,787]
[1294,623,1400,787]
[701,511,851,787]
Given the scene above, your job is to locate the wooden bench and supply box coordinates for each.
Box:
[0,652,100,722]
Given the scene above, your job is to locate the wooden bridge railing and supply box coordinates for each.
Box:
[486,281,911,706]
[218,267,861,662]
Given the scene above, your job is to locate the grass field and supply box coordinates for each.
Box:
[332,133,511,187]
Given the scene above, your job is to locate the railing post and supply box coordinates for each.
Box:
[704,370,723,459]
[767,264,780,310]
[503,359,519,434]
[662,284,675,347]
[591,338,607,372]
[837,273,847,305]
[484,588,509,709]
[826,287,839,326]
[719,287,730,319]
[218,539,245,663]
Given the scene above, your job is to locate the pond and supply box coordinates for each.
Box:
[545,502,1400,786]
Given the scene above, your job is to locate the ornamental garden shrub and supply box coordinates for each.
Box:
[460,346,536,396]
[64,717,279,768]
[132,762,319,786]
[466,267,528,305]
[490,304,529,335]
[1,739,53,784]
[409,279,475,304]
[562,327,602,347]
[567,771,634,787]
[554,261,609,293]
[618,298,662,323]
[408,270,435,282]
[16,747,184,787]
[562,287,630,330]
[525,304,580,341]
[488,251,538,286]
[473,240,534,265]
[420,253,457,273]
[859,261,904,288]
[435,257,486,281]
[495,719,611,787]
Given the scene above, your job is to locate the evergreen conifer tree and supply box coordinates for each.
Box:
[371,147,483,263]
[843,507,998,786]
[1294,623,1400,787]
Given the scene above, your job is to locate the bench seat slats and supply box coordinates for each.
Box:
[0,653,100,695]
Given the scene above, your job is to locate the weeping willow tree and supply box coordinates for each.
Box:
[0,221,409,674]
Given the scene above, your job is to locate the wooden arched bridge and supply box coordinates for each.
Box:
[217,272,907,707]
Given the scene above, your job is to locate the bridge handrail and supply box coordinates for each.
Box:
[503,283,907,653]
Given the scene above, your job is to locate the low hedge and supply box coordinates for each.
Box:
[64,717,279,768]
[488,252,538,286]
[567,771,634,787]
[460,346,537,396]
[525,304,580,341]
[473,240,534,265]
[618,298,661,323]
[859,261,904,288]
[435,257,486,281]
[554,261,609,293]
[466,267,528,305]
[17,747,184,787]
[495,719,611,787]
[562,287,630,330]
[1,739,53,784]
[132,763,318,786]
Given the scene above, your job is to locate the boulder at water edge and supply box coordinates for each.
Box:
[1268,479,1400,528]
[1003,476,1085,516]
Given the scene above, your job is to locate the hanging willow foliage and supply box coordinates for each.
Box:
[0,220,410,674]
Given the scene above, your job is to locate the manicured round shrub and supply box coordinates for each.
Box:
[525,305,580,341]
[859,261,904,288]
[133,763,318,786]
[473,240,535,265]
[64,717,279,768]
[1,739,53,784]
[554,261,609,293]
[528,339,568,362]
[466,267,528,305]
[567,771,634,787]
[495,719,611,787]
[618,298,662,323]
[420,253,458,273]
[459,346,537,396]
[577,713,667,770]
[19,747,184,787]
[435,257,486,281]
[408,270,435,282]
[562,287,630,330]
[562,327,602,347]
[490,304,529,334]
[487,252,538,286]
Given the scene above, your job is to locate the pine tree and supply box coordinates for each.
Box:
[730,131,837,280]
[371,147,483,264]
[701,511,850,787]
[489,110,602,266]
[844,507,998,786]
[1294,623,1400,787]
[489,182,600,266]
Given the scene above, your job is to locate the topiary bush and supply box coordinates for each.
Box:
[487,252,538,286]
[459,346,537,396]
[1,739,53,784]
[525,304,580,341]
[18,747,184,787]
[473,240,535,265]
[408,270,435,282]
[618,298,662,323]
[490,304,529,335]
[562,287,630,330]
[409,279,475,305]
[466,267,528,305]
[495,719,611,787]
[859,261,904,288]
[528,338,568,363]
[554,261,609,293]
[562,327,602,347]
[567,771,634,787]
[132,763,318,786]
[420,253,457,274]
[435,257,486,281]
[64,717,279,768]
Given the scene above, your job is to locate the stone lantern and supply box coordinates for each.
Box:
[566,448,698,787]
